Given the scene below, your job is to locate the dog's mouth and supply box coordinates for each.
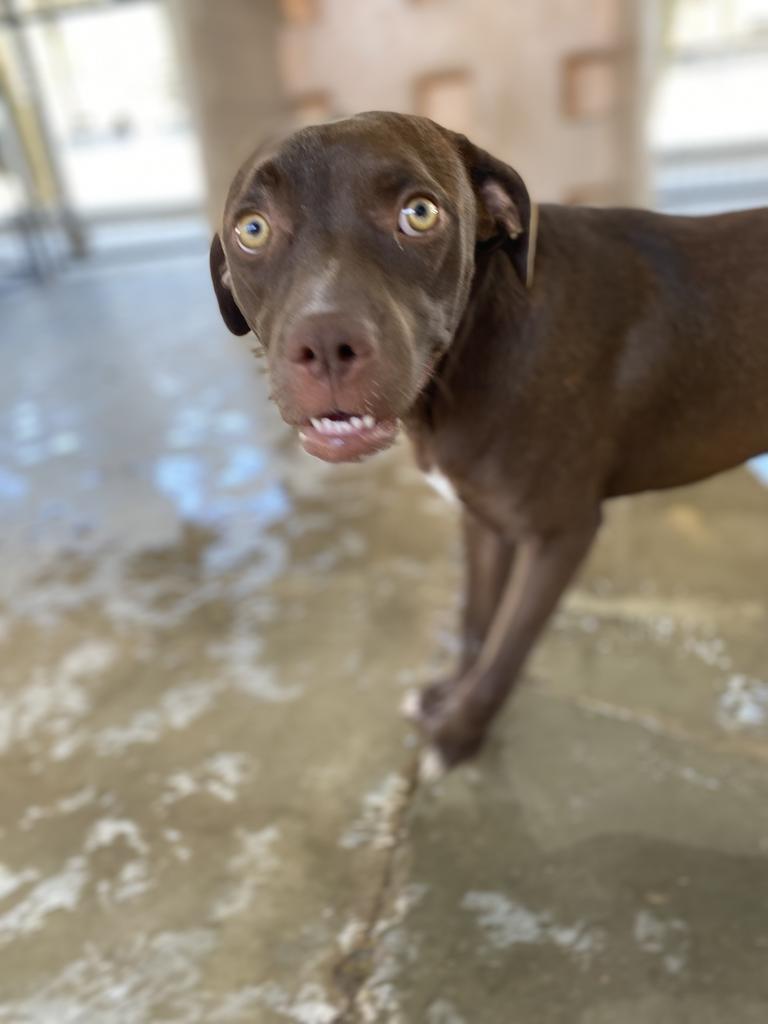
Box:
[299,411,399,463]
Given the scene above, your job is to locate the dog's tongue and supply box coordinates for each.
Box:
[299,415,398,463]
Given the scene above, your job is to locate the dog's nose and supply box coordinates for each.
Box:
[284,314,375,383]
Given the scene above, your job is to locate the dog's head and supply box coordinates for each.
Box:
[210,111,533,463]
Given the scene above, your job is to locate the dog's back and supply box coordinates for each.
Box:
[534,204,768,495]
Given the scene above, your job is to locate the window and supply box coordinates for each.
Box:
[414,70,471,134]
[562,51,617,120]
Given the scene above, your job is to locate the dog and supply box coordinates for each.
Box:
[210,111,768,773]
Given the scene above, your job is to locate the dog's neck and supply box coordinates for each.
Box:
[404,243,534,473]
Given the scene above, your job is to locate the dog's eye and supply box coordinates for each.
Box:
[235,212,271,251]
[398,197,439,236]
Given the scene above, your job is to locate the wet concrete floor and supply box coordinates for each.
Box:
[0,255,767,1023]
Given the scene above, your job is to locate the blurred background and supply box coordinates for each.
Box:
[2,0,768,279]
[1,2,767,1022]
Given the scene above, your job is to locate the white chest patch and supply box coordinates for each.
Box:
[423,469,459,505]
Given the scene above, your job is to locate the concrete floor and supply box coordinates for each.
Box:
[0,255,767,1024]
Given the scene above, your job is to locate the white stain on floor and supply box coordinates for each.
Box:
[634,908,689,975]
[0,857,88,946]
[0,928,219,1024]
[0,641,116,756]
[91,679,224,758]
[48,432,81,458]
[718,673,768,730]
[19,786,97,831]
[158,751,253,807]
[0,864,40,901]
[427,999,468,1024]
[85,818,148,857]
[210,826,281,921]
[209,630,304,703]
[462,891,603,959]
[243,981,339,1024]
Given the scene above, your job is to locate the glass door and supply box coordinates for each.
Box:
[0,0,205,274]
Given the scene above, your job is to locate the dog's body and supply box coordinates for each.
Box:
[210,112,768,771]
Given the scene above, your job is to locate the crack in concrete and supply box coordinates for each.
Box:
[320,645,768,1021]
[328,748,423,1023]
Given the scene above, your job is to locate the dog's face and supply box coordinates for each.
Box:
[211,112,532,463]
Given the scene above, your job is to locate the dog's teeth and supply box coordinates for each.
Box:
[310,414,379,438]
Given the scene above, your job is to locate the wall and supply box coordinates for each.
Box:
[172,0,650,225]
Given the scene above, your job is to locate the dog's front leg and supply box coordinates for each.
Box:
[413,510,516,719]
[420,511,601,770]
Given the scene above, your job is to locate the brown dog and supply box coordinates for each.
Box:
[210,111,768,773]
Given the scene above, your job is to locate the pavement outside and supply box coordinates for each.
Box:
[0,254,766,1024]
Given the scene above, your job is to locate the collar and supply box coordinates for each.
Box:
[475,200,539,290]
[526,202,539,291]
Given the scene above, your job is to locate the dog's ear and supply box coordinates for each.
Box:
[452,133,534,286]
[210,233,250,336]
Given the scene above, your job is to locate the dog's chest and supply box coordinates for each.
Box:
[405,418,462,507]
[423,468,460,505]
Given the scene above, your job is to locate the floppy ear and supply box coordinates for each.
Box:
[452,133,534,287]
[209,233,250,336]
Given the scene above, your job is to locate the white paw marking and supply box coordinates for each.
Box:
[400,689,422,721]
[419,747,448,783]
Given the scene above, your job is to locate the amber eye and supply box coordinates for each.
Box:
[235,212,271,251]
[398,196,439,236]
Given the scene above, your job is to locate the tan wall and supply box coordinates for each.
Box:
[172,0,649,224]
[168,0,285,224]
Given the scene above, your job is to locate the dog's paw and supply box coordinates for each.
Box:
[418,745,448,783]
[417,726,486,780]
[403,679,489,774]
[399,688,423,722]
[420,698,489,769]
[399,677,458,725]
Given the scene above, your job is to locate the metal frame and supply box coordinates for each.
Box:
[0,1,146,26]
[2,0,88,260]
[0,0,206,280]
